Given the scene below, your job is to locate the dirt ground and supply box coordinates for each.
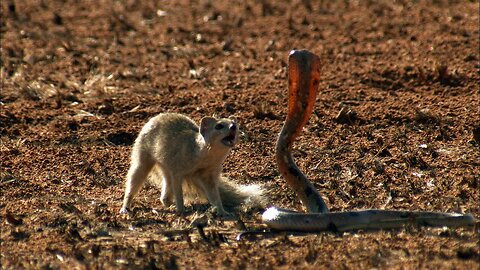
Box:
[1,0,479,269]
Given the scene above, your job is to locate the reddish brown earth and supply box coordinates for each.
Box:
[1,0,479,269]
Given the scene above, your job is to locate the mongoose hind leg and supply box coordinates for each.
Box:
[120,152,154,214]
[160,173,174,207]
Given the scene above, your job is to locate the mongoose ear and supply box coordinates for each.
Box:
[200,117,216,137]
[228,116,237,123]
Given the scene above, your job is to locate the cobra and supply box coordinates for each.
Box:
[262,50,476,232]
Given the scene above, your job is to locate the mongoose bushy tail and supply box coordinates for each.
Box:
[148,166,264,210]
[216,176,264,209]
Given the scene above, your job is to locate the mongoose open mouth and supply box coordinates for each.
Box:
[221,131,236,147]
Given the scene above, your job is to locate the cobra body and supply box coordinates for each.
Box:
[262,50,476,232]
[275,50,329,213]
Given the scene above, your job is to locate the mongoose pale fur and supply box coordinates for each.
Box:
[120,113,262,215]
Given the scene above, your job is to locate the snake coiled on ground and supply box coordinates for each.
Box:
[261,50,476,232]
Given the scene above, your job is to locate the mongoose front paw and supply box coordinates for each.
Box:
[175,205,186,215]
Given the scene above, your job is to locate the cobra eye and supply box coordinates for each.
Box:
[214,123,224,130]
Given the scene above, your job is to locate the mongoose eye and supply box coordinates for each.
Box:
[214,123,224,130]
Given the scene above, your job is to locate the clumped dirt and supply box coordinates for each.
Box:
[1,0,479,269]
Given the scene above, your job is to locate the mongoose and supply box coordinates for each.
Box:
[120,113,262,215]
